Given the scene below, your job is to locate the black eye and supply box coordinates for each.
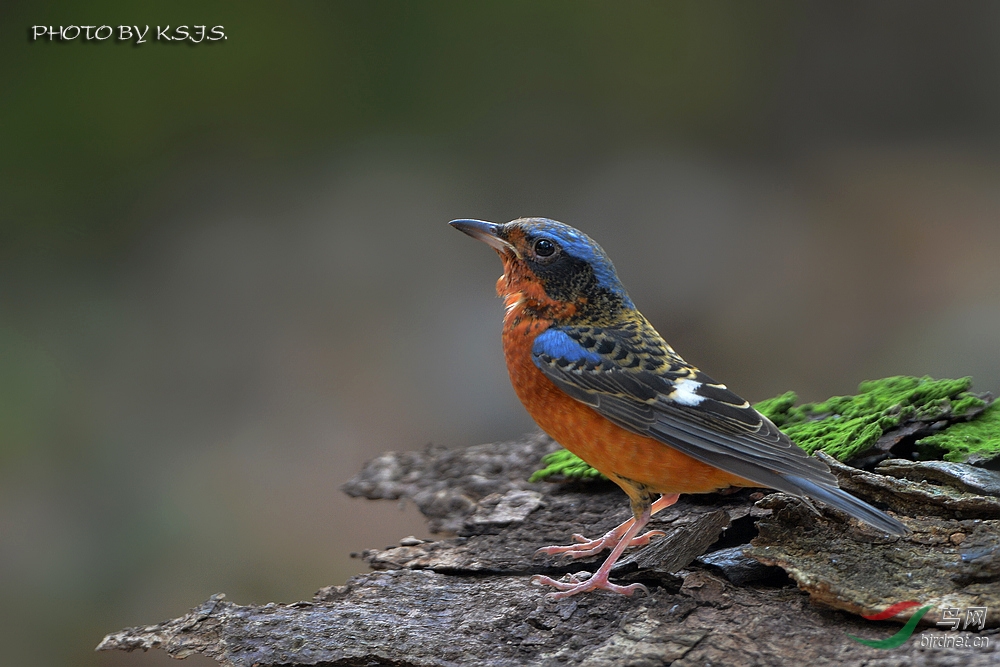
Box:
[533,238,556,257]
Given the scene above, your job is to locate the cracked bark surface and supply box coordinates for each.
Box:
[98,433,1000,666]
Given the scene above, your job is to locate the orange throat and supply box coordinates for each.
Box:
[495,256,579,324]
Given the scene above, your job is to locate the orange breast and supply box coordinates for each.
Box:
[502,315,750,497]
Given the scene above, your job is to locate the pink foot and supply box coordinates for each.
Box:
[530,493,680,599]
[530,572,649,600]
[534,527,666,559]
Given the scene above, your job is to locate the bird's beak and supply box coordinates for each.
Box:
[449,219,517,256]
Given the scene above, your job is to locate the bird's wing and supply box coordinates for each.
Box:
[531,322,837,492]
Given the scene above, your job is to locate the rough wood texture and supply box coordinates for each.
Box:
[747,452,1000,626]
[95,571,1000,667]
[98,433,1000,666]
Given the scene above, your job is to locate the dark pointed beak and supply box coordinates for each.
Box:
[449,219,516,255]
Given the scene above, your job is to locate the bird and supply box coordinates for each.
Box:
[450,217,908,600]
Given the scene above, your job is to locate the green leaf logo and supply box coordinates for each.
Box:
[847,601,932,649]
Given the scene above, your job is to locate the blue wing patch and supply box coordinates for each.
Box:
[532,328,603,366]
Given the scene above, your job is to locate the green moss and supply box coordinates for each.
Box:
[529,447,609,482]
[752,391,798,426]
[529,375,995,482]
[918,401,1000,463]
[776,376,982,461]
[950,393,990,418]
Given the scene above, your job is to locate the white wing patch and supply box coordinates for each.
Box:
[670,378,705,406]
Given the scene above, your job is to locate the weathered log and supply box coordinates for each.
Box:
[98,433,1000,666]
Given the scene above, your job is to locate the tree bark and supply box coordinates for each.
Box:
[98,433,1000,666]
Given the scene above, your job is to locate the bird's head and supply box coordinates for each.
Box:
[450,217,634,322]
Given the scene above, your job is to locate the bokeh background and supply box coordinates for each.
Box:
[3,2,1000,665]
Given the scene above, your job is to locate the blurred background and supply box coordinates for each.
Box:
[3,2,1000,665]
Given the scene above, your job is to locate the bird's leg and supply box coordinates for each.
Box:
[535,493,679,559]
[531,494,680,599]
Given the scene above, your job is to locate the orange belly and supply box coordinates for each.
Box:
[503,318,750,497]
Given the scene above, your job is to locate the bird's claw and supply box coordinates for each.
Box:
[534,528,666,560]
[531,573,650,600]
[628,529,666,547]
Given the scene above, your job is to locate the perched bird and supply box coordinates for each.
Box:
[451,217,908,599]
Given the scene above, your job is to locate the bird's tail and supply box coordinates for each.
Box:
[784,475,909,536]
